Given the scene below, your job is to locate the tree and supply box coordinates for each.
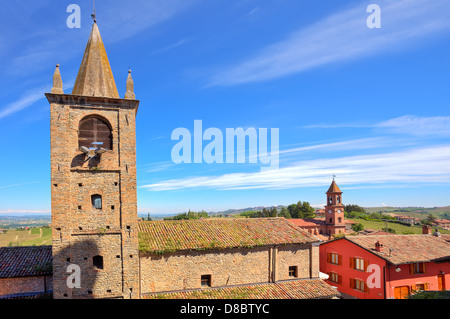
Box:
[381,227,396,234]
[423,214,436,226]
[345,204,366,214]
[351,223,364,232]
[279,207,291,219]
[299,201,315,218]
[288,204,300,218]
[269,207,278,217]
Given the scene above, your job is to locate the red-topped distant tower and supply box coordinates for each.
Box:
[324,177,346,234]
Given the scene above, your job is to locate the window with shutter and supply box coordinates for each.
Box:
[351,278,367,292]
[351,257,368,272]
[329,253,341,265]
[410,263,426,275]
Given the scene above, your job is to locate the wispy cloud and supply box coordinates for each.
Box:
[305,115,450,138]
[0,210,50,214]
[377,115,450,137]
[209,0,450,86]
[151,38,193,55]
[0,181,40,190]
[141,144,450,191]
[0,78,75,120]
[100,0,199,42]
[0,86,49,120]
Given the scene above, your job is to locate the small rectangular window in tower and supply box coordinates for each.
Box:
[289,266,298,278]
[201,275,212,288]
[93,255,104,270]
[91,194,102,210]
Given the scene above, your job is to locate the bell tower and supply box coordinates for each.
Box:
[324,178,345,230]
[46,20,139,299]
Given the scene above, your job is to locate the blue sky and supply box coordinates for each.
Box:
[0,0,450,215]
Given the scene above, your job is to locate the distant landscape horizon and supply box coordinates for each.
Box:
[1,204,449,218]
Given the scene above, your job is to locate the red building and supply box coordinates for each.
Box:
[320,234,450,299]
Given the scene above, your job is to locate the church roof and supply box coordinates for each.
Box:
[0,246,52,278]
[72,22,120,98]
[138,218,318,254]
[327,180,342,193]
[143,279,340,300]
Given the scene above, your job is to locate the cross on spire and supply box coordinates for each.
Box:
[91,0,97,23]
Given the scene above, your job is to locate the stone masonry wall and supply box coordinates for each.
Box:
[140,244,316,295]
[0,276,52,297]
[49,94,140,299]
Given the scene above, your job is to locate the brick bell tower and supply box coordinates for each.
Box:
[46,20,140,299]
[324,178,345,235]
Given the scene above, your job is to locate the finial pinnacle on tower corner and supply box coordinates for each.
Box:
[125,68,136,100]
[51,63,64,94]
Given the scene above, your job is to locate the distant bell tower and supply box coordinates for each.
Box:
[324,177,345,230]
[46,19,140,299]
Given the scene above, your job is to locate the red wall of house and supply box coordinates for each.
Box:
[320,239,386,299]
[320,238,450,299]
[384,262,450,299]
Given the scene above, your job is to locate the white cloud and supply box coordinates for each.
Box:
[377,115,450,137]
[100,0,198,42]
[209,0,450,86]
[0,78,74,120]
[141,144,450,191]
[0,181,40,190]
[151,37,193,55]
[0,86,49,120]
[305,115,450,138]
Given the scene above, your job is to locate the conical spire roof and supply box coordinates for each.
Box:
[327,179,342,194]
[72,22,119,98]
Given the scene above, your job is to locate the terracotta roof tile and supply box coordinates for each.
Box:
[327,180,342,193]
[138,218,318,254]
[143,279,339,300]
[288,218,326,227]
[344,235,450,265]
[0,246,52,278]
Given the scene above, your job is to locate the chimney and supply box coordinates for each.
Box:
[375,241,384,252]
[422,225,432,235]
[433,229,441,237]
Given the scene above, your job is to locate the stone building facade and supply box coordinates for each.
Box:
[46,21,140,299]
[137,218,323,297]
[0,19,339,300]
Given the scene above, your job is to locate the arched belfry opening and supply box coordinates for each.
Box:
[78,116,113,150]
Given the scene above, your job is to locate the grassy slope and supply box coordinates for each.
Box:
[348,218,450,235]
[0,227,52,247]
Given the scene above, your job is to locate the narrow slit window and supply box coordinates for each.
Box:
[91,194,102,210]
[93,255,104,270]
[289,266,298,278]
[201,275,212,288]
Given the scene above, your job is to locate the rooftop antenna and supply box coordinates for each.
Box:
[91,0,97,23]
